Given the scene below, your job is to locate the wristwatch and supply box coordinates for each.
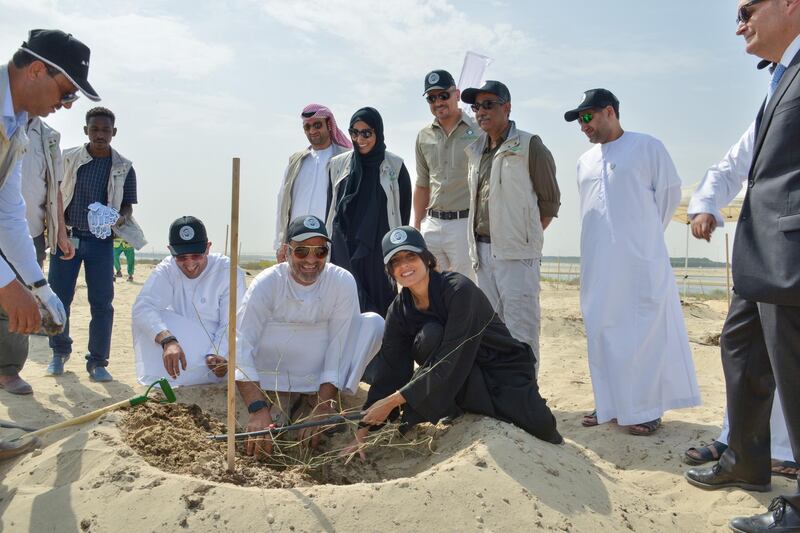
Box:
[158,335,178,348]
[247,400,270,414]
[31,279,48,289]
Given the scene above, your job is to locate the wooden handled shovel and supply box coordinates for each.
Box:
[0,379,176,461]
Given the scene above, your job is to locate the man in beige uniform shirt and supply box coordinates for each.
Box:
[414,69,479,279]
[462,80,560,373]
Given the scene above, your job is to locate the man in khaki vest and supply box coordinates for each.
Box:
[0,28,97,457]
[461,81,561,374]
[414,69,478,280]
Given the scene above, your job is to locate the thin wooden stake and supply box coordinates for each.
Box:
[224,224,229,256]
[227,158,241,472]
[725,232,731,309]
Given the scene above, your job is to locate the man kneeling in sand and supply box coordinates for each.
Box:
[132,216,244,386]
[235,215,384,457]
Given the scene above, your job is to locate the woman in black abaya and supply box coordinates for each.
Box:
[328,107,411,318]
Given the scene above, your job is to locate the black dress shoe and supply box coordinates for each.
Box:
[730,497,800,532]
[685,463,771,492]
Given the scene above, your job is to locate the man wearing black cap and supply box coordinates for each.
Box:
[413,69,478,280]
[46,105,141,382]
[460,80,560,374]
[564,88,700,437]
[235,215,384,457]
[0,28,96,457]
[131,216,245,387]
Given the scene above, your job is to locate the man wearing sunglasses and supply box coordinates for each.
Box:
[683,2,800,531]
[132,216,245,387]
[236,215,384,458]
[461,80,561,375]
[46,106,142,382]
[413,69,478,281]
[0,29,96,405]
[564,88,700,438]
[273,104,352,262]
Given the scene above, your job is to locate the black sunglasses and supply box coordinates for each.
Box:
[46,66,79,105]
[578,113,594,124]
[348,127,375,139]
[288,245,329,259]
[470,100,504,112]
[737,0,765,24]
[303,121,325,132]
[425,91,453,104]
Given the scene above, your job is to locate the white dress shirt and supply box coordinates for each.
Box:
[687,122,755,226]
[0,83,44,286]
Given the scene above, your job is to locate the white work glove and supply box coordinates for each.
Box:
[32,284,67,334]
[87,202,119,239]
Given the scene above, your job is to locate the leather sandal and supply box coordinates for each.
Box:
[683,440,728,465]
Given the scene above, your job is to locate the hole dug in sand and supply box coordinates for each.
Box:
[118,403,446,488]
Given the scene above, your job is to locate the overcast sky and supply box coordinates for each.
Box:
[1,0,763,261]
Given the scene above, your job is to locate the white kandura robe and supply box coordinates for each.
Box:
[132,253,245,387]
[236,262,384,394]
[577,132,701,425]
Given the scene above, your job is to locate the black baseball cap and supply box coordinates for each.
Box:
[382,226,428,264]
[20,29,100,102]
[461,80,511,104]
[423,69,456,95]
[564,88,619,122]
[285,215,330,243]
[169,216,208,256]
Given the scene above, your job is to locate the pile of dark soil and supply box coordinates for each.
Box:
[119,403,444,487]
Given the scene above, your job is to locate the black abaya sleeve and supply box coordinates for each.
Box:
[363,298,416,409]
[399,278,495,421]
[398,163,411,225]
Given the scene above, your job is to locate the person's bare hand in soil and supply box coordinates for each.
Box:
[298,384,338,449]
[205,354,227,377]
[245,408,274,459]
[340,426,369,462]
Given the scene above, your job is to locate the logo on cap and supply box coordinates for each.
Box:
[389,229,408,245]
[303,217,320,230]
[428,72,440,85]
[179,226,195,241]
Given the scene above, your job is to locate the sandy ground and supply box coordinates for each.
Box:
[0,263,793,532]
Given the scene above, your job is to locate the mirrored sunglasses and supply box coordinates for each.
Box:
[425,91,452,104]
[289,245,329,259]
[348,128,375,139]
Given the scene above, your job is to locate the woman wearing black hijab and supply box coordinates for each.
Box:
[326,107,411,318]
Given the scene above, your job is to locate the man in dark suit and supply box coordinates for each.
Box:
[685,1,800,532]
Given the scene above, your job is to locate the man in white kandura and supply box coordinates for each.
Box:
[565,88,701,436]
[684,119,797,478]
[132,216,244,387]
[235,215,384,458]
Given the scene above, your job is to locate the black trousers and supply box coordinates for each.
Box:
[719,292,800,507]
